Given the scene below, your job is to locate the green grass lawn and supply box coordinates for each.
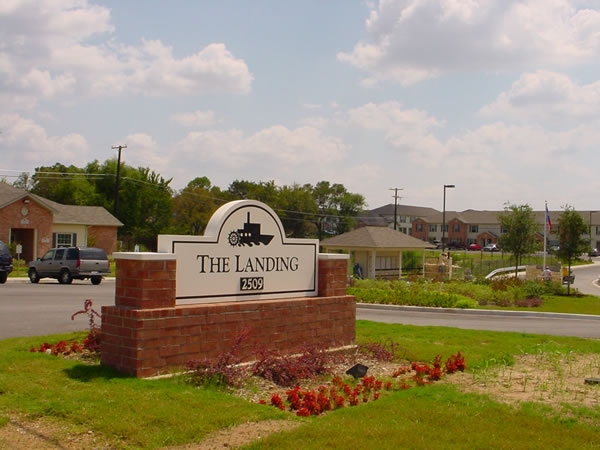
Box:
[2,323,600,449]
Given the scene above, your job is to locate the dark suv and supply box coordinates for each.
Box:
[0,241,13,284]
[28,247,110,285]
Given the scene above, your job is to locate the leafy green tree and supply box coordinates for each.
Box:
[311,181,366,239]
[30,163,100,205]
[556,205,588,294]
[116,166,173,250]
[497,203,538,277]
[171,177,223,235]
[276,184,318,238]
[226,180,278,204]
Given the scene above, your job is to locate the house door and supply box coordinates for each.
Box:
[10,228,35,262]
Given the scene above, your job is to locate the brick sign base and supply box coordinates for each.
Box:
[101,253,354,378]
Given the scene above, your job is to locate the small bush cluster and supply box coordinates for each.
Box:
[30,299,102,357]
[251,345,331,387]
[261,352,466,416]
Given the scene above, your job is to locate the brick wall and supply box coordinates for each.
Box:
[88,225,119,255]
[0,199,54,258]
[101,253,354,378]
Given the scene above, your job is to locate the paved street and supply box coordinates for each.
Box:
[2,261,600,340]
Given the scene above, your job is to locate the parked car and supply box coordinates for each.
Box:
[467,243,482,251]
[482,244,499,252]
[28,247,109,285]
[0,240,13,284]
[590,248,599,257]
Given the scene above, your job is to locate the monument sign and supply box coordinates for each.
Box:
[158,200,319,303]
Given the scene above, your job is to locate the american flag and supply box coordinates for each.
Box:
[545,204,552,232]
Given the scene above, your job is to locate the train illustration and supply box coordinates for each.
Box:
[227,212,274,247]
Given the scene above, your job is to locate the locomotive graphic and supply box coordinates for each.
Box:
[227,212,274,247]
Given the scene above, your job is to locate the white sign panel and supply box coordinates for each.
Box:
[157,200,319,303]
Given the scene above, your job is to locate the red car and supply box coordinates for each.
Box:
[467,243,482,251]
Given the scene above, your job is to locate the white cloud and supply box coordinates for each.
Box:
[480,71,600,121]
[177,126,347,168]
[0,1,253,109]
[171,111,216,128]
[0,113,88,165]
[345,101,446,164]
[338,0,600,85]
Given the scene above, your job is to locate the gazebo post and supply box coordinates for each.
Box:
[369,250,376,279]
[398,250,402,279]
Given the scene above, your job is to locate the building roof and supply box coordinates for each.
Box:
[360,204,440,227]
[0,182,122,227]
[321,226,435,250]
[367,203,440,217]
[417,210,502,224]
[43,198,123,226]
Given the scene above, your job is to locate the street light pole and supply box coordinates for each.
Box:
[389,187,403,230]
[442,184,455,252]
[112,144,127,216]
[589,210,596,261]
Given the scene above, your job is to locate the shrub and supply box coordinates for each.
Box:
[454,298,479,309]
[251,346,331,387]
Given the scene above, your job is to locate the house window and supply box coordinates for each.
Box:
[53,232,76,248]
[442,224,448,233]
[416,223,423,232]
[469,224,478,233]
[399,216,407,223]
[453,223,460,232]
[429,224,437,232]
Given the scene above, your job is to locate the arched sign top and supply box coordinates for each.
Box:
[157,200,318,303]
[204,200,286,246]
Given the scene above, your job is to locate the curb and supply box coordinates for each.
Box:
[356,302,600,321]
[6,277,116,283]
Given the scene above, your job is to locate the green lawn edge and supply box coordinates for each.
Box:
[1,324,600,449]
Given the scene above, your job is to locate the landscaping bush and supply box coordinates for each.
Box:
[348,278,563,309]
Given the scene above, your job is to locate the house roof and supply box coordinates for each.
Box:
[43,198,123,226]
[321,226,435,250]
[0,182,122,227]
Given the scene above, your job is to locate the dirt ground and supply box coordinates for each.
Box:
[2,353,599,449]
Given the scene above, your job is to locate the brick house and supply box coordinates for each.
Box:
[370,203,600,250]
[0,182,122,261]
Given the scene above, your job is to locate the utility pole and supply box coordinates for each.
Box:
[389,188,404,230]
[112,144,127,216]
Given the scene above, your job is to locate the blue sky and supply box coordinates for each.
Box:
[1,0,600,212]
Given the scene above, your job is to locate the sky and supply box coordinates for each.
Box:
[1,0,600,213]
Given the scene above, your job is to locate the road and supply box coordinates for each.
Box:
[0,279,116,339]
[2,262,600,340]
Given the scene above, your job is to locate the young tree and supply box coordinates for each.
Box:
[497,203,538,278]
[556,205,588,294]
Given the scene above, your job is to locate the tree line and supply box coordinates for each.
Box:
[498,203,589,293]
[9,159,366,250]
